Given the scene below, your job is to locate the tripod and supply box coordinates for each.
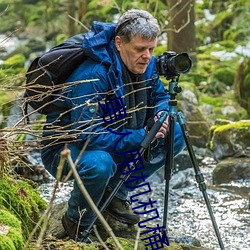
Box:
[162,77,225,250]
[82,76,225,250]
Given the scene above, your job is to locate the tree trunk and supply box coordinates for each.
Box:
[78,0,88,20]
[67,0,76,36]
[167,0,196,62]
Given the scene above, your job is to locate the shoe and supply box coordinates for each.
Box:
[104,195,140,225]
[61,213,97,242]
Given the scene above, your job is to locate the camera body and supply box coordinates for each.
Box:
[156,51,192,79]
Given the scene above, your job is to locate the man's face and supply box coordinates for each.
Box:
[115,35,157,74]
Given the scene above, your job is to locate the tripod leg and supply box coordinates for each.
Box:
[162,113,175,238]
[177,112,225,250]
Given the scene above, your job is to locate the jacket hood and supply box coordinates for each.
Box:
[82,21,116,65]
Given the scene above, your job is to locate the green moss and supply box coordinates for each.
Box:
[213,67,235,86]
[0,175,47,239]
[199,95,224,107]
[0,209,24,249]
[217,40,237,51]
[0,235,16,250]
[1,54,25,69]
[105,237,208,250]
[209,120,250,150]
[0,54,26,86]
[0,209,21,229]
[7,228,24,249]
[106,237,138,250]
[213,120,250,133]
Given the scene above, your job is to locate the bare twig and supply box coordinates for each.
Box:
[61,148,124,250]
[68,14,90,31]
[93,225,110,250]
[134,226,141,250]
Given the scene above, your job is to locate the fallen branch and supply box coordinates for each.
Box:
[61,148,124,250]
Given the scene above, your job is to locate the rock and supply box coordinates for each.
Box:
[170,168,193,189]
[213,157,250,184]
[209,120,250,160]
[45,202,212,250]
[179,100,211,148]
[181,89,199,105]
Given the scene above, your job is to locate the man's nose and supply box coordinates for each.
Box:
[142,49,151,59]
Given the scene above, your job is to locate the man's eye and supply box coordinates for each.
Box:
[136,48,144,52]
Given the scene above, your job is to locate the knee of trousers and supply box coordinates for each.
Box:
[77,150,117,181]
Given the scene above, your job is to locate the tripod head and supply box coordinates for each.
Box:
[168,76,182,100]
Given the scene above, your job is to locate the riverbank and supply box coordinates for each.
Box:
[38,155,250,250]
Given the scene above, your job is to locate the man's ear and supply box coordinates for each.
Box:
[115,36,122,51]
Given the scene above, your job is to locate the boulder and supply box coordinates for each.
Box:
[209,119,250,160]
[177,83,211,148]
[179,100,211,148]
[213,157,250,184]
[43,201,212,250]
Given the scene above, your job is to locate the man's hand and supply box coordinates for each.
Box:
[154,111,169,139]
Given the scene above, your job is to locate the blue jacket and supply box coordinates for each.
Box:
[44,21,170,153]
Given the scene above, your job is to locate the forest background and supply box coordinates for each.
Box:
[0,0,250,125]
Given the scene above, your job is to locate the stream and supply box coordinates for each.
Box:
[38,155,250,250]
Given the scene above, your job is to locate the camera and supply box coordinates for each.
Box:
[156,51,192,79]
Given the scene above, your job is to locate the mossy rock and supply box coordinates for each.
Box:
[0,174,47,239]
[0,209,24,250]
[209,120,250,160]
[107,237,211,250]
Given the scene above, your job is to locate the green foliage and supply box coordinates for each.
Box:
[213,67,235,86]
[0,209,24,250]
[0,54,26,84]
[1,54,25,69]
[0,235,16,250]
[199,91,248,121]
[196,0,250,47]
[0,175,47,239]
[199,95,224,107]
[234,57,250,115]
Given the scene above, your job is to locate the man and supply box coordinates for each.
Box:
[41,9,185,241]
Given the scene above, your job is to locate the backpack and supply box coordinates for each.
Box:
[24,34,87,115]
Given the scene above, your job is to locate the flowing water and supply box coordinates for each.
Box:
[38,156,250,250]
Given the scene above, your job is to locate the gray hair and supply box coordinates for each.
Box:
[115,9,160,43]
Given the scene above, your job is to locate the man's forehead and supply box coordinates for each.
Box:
[129,35,157,46]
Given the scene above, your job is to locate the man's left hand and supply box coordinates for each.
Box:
[154,112,169,139]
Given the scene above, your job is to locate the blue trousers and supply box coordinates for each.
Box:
[41,123,185,226]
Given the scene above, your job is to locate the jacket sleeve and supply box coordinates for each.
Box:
[65,61,146,153]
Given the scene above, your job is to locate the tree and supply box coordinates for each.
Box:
[166,0,196,62]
